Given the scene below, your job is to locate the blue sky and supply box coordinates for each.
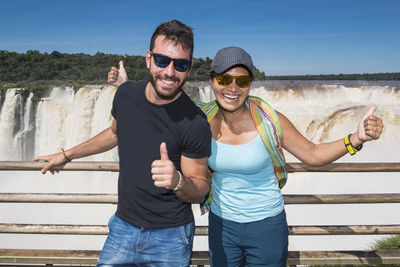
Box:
[1,0,399,75]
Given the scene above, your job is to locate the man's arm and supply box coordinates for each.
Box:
[175,155,209,203]
[151,142,209,203]
[33,119,118,174]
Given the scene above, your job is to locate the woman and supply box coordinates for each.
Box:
[108,47,383,267]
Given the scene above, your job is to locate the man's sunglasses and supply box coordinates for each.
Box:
[215,74,252,88]
[150,51,191,72]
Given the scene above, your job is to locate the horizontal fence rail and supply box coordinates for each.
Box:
[1,249,400,266]
[287,250,400,265]
[1,161,399,266]
[1,224,400,236]
[2,193,400,204]
[1,161,400,172]
[0,193,119,203]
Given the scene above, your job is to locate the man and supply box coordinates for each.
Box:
[33,19,211,267]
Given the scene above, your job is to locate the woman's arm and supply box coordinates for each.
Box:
[279,105,383,166]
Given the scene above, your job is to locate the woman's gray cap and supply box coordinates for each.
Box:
[211,46,254,78]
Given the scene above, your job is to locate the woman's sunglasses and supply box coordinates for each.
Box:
[150,51,191,72]
[215,74,252,88]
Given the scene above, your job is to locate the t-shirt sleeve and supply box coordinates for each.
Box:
[111,82,130,119]
[182,114,212,159]
[111,95,117,119]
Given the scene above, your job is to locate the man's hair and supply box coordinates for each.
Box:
[150,19,194,59]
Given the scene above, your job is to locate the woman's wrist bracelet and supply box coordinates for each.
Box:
[344,134,363,156]
[61,148,72,162]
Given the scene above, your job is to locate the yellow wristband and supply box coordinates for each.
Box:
[344,135,355,155]
[344,134,362,156]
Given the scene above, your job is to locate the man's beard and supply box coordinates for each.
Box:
[149,73,186,100]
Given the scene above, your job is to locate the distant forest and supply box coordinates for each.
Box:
[1,50,398,98]
[0,50,267,85]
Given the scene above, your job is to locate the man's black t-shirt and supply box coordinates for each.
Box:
[111,81,211,229]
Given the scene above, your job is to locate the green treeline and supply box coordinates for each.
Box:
[0,50,266,84]
[1,50,398,84]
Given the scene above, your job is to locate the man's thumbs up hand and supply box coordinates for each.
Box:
[160,142,169,161]
[108,60,128,87]
[151,142,180,190]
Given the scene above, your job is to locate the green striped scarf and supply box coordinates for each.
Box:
[199,96,287,214]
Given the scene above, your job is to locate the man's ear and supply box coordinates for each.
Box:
[145,50,151,69]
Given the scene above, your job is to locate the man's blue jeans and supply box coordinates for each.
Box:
[96,215,195,267]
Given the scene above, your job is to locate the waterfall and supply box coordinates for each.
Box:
[13,93,35,160]
[90,85,118,161]
[34,87,75,157]
[32,86,118,159]
[1,82,399,161]
[0,89,20,160]
[249,83,400,163]
[198,85,215,103]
